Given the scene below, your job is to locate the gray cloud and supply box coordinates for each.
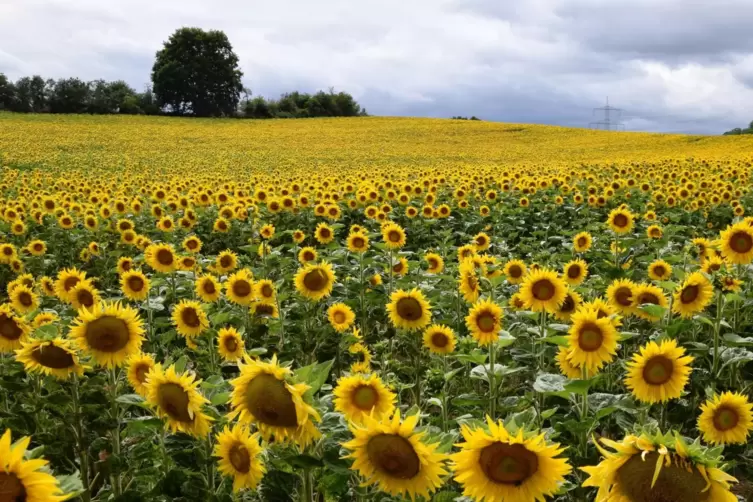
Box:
[1,0,752,133]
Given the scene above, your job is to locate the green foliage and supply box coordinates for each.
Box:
[242,89,368,119]
[723,120,753,135]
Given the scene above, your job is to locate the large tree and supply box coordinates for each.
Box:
[151,27,244,117]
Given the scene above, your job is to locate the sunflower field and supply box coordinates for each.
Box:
[2,112,753,502]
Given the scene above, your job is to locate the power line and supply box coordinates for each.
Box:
[589,97,625,131]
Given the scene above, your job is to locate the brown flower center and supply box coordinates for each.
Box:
[260,284,274,298]
[181,307,201,328]
[244,373,298,427]
[135,363,151,383]
[431,331,449,348]
[303,269,328,292]
[220,255,233,268]
[476,311,497,333]
[713,407,740,431]
[77,289,95,308]
[616,451,711,502]
[232,280,252,298]
[157,382,192,422]
[559,294,576,314]
[85,316,130,352]
[156,249,174,266]
[652,265,666,277]
[615,287,632,306]
[578,323,604,351]
[479,443,539,485]
[396,297,422,321]
[638,293,660,305]
[352,237,365,249]
[31,343,75,369]
[333,311,346,324]
[127,275,145,292]
[613,213,629,227]
[0,314,23,341]
[366,434,420,479]
[64,276,80,292]
[0,472,26,501]
[388,230,401,243]
[508,265,522,278]
[730,231,753,254]
[202,280,217,295]
[642,356,674,385]
[532,279,555,301]
[680,285,699,304]
[18,292,33,307]
[229,443,251,474]
[567,265,581,279]
[352,385,379,410]
[224,336,238,353]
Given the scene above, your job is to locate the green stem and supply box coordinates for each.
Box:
[109,368,122,497]
[414,333,422,408]
[71,376,91,502]
[359,251,367,338]
[711,291,724,380]
[206,434,215,493]
[442,355,449,432]
[488,340,496,419]
[387,249,394,297]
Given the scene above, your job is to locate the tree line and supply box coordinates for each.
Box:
[0,27,366,119]
[723,121,753,135]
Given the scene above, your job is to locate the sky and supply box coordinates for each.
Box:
[1,0,753,134]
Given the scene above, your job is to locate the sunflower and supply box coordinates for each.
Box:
[422,324,456,354]
[298,246,318,264]
[452,417,571,502]
[214,424,266,492]
[217,327,245,362]
[213,217,231,233]
[567,307,618,373]
[347,231,369,253]
[369,273,382,287]
[698,391,753,445]
[226,270,255,306]
[573,231,593,252]
[216,250,239,273]
[702,255,725,274]
[519,268,567,313]
[70,301,144,367]
[632,283,668,322]
[386,288,432,331]
[15,337,85,380]
[721,275,742,292]
[672,271,714,318]
[229,355,321,447]
[126,352,157,396]
[251,301,280,319]
[648,259,673,281]
[554,289,582,321]
[473,232,491,251]
[508,292,526,311]
[315,222,335,244]
[457,244,477,262]
[259,223,275,239]
[26,239,46,256]
[146,364,213,438]
[54,267,87,303]
[117,270,150,302]
[254,279,276,305]
[9,284,38,314]
[38,276,55,296]
[581,431,738,502]
[392,257,409,276]
[606,278,638,315]
[556,346,582,379]
[625,339,694,404]
[382,222,407,249]
[465,299,503,346]
[32,311,58,328]
[692,237,713,260]
[562,259,588,286]
[172,300,209,341]
[719,221,753,264]
[0,429,68,501]
[294,262,335,301]
[343,411,448,500]
[195,275,222,303]
[70,280,101,311]
[333,373,396,423]
[424,252,444,274]
[144,243,176,273]
[328,303,356,332]
[503,259,526,284]
[292,230,305,243]
[607,207,635,234]
[646,224,663,239]
[182,235,202,254]
[116,257,133,275]
[458,261,481,303]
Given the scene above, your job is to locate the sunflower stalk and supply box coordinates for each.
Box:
[711,291,724,380]
[359,250,367,338]
[71,375,91,502]
[109,367,123,497]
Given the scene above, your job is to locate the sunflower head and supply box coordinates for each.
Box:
[424,252,444,274]
[606,278,638,315]
[607,207,635,234]
[145,243,177,273]
[15,337,85,380]
[217,327,245,361]
[126,352,157,396]
[567,307,618,374]
[333,373,396,423]
[172,299,209,340]
[195,274,222,303]
[465,298,503,346]
[573,231,593,252]
[648,259,673,281]
[327,303,356,333]
[146,364,213,438]
[0,429,68,501]
[625,339,694,404]
[422,324,456,354]
[226,270,255,306]
[632,283,668,322]
[672,271,714,319]
[519,268,567,313]
[214,424,266,493]
[562,259,588,286]
[386,288,432,331]
[720,221,753,264]
[70,301,144,368]
[698,391,753,445]
[294,262,336,301]
[347,231,370,253]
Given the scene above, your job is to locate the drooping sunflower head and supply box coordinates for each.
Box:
[672,271,714,319]
[333,373,396,424]
[39,276,56,297]
[582,431,738,502]
[120,270,150,301]
[226,270,255,306]
[15,337,85,380]
[294,262,336,302]
[451,417,571,502]
[251,301,280,319]
[606,278,638,315]
[465,298,503,346]
[567,307,618,374]
[327,303,356,333]
[648,259,673,281]
[126,352,157,396]
[556,346,582,379]
[343,411,448,500]
[0,429,68,501]
[422,324,456,354]
[217,327,245,361]
[146,364,213,438]
[503,259,527,284]
[145,243,177,273]
[554,289,582,321]
[607,207,635,234]
[32,311,58,328]
[458,260,481,303]
[171,299,209,340]
[195,274,222,303]
[562,258,588,286]
[625,339,694,404]
[229,355,320,448]
[386,288,432,331]
[214,424,266,493]
[573,231,593,252]
[70,301,144,368]
[698,391,753,445]
[519,268,567,314]
[720,221,753,264]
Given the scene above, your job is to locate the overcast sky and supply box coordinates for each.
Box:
[1,0,753,134]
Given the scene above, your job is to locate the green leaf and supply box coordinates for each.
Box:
[496,331,516,347]
[444,368,463,382]
[287,454,324,469]
[639,304,666,318]
[248,347,268,356]
[543,336,569,347]
[455,350,487,365]
[116,394,146,405]
[56,473,84,499]
[427,397,443,409]
[173,355,188,374]
[533,373,567,394]
[210,311,233,326]
[541,407,558,419]
[210,392,230,406]
[296,358,334,398]
[547,323,570,332]
[564,378,593,395]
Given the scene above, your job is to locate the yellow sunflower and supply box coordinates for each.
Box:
[226,270,255,306]
[292,230,305,244]
[553,289,582,321]
[424,252,444,274]
[702,255,725,275]
[465,298,503,346]
[422,324,456,354]
[171,300,209,341]
[120,270,150,301]
[519,268,567,313]
[607,207,635,234]
[606,278,638,315]
[251,301,279,319]
[556,346,582,379]
[0,305,31,353]
[126,352,157,396]
[32,311,58,328]
[473,232,491,251]
[672,271,714,318]
[722,275,742,292]
[327,303,356,333]
[229,355,321,448]
[458,260,481,303]
[15,337,85,380]
[347,232,369,253]
[38,276,56,297]
[298,246,318,264]
[259,223,275,239]
[567,307,618,373]
[503,259,527,284]
[116,257,133,275]
[0,429,68,501]
[195,275,222,303]
[145,243,177,273]
[452,417,571,502]
[507,292,526,311]
[216,250,239,273]
[625,339,694,404]
[698,391,753,445]
[386,288,432,331]
[719,221,753,264]
[573,231,593,252]
[26,239,46,256]
[182,235,203,254]
[581,431,738,502]
[648,259,673,281]
[342,411,448,500]
[457,244,477,262]
[54,267,87,303]
[69,301,144,367]
[217,327,245,362]
[214,424,266,492]
[146,364,213,438]
[392,257,409,276]
[333,373,396,423]
[382,222,407,249]
[70,281,100,312]
[647,224,664,239]
[315,222,335,244]
[294,262,336,301]
[253,279,276,305]
[9,284,38,314]
[562,259,588,286]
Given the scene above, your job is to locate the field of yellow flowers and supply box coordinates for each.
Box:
[1,112,753,502]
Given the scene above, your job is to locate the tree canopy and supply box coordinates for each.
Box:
[723,121,753,135]
[151,27,243,117]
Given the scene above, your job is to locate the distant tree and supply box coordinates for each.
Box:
[13,76,48,112]
[0,73,15,110]
[151,27,243,117]
[48,78,91,113]
[137,86,161,115]
[724,121,753,135]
